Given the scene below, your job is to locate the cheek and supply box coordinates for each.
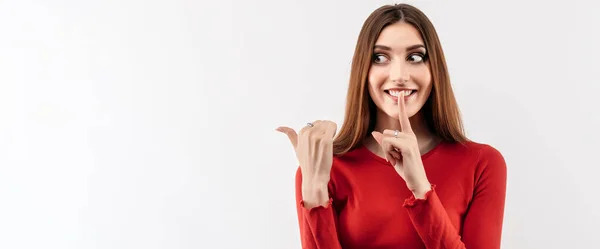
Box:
[368,67,386,90]
[414,67,432,91]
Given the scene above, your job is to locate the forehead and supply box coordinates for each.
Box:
[375,22,424,49]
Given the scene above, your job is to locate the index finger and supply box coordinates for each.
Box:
[397,92,413,133]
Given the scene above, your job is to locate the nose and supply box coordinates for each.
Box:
[389,60,409,83]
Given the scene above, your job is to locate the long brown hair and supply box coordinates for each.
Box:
[333,3,469,155]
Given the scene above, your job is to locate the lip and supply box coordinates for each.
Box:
[385,88,416,92]
[385,90,416,102]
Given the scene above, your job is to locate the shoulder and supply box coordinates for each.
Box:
[468,141,505,166]
[446,140,504,161]
[457,140,507,178]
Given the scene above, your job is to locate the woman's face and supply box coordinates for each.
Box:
[367,22,432,120]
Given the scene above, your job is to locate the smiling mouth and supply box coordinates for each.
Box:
[384,89,417,101]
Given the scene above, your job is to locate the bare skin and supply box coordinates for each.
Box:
[277,22,439,208]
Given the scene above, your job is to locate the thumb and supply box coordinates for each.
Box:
[371,131,395,165]
[371,131,383,146]
[276,126,298,148]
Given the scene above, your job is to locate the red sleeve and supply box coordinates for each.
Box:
[403,145,507,249]
[295,167,342,249]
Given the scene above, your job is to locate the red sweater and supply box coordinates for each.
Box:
[295,140,507,249]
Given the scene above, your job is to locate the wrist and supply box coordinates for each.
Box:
[405,168,429,190]
[410,182,432,199]
[301,181,330,208]
[302,176,329,194]
[302,171,329,185]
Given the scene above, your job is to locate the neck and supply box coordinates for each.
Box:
[365,109,440,157]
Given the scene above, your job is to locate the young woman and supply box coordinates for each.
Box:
[277,4,507,249]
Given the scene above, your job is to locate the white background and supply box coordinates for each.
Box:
[1,0,598,248]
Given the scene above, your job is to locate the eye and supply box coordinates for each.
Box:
[373,54,389,64]
[408,53,427,63]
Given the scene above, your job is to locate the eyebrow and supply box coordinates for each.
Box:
[374,44,426,51]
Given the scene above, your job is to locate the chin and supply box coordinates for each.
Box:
[379,108,411,119]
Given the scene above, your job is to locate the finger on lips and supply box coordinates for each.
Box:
[397,91,413,133]
[382,129,410,138]
[371,94,417,166]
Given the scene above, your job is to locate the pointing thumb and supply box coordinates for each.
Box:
[276,126,298,148]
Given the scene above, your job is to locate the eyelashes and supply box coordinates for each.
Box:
[373,54,389,64]
[372,52,428,64]
[408,52,428,63]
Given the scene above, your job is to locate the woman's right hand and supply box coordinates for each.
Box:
[277,120,337,206]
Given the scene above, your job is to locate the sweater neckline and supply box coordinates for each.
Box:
[356,140,447,165]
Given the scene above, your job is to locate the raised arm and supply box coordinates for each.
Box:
[277,120,342,249]
[403,145,507,249]
[295,167,342,249]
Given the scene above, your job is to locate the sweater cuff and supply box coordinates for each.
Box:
[300,198,333,212]
[403,184,436,207]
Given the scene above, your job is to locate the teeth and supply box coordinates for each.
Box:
[389,90,413,97]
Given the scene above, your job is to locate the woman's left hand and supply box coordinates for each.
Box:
[371,92,431,196]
